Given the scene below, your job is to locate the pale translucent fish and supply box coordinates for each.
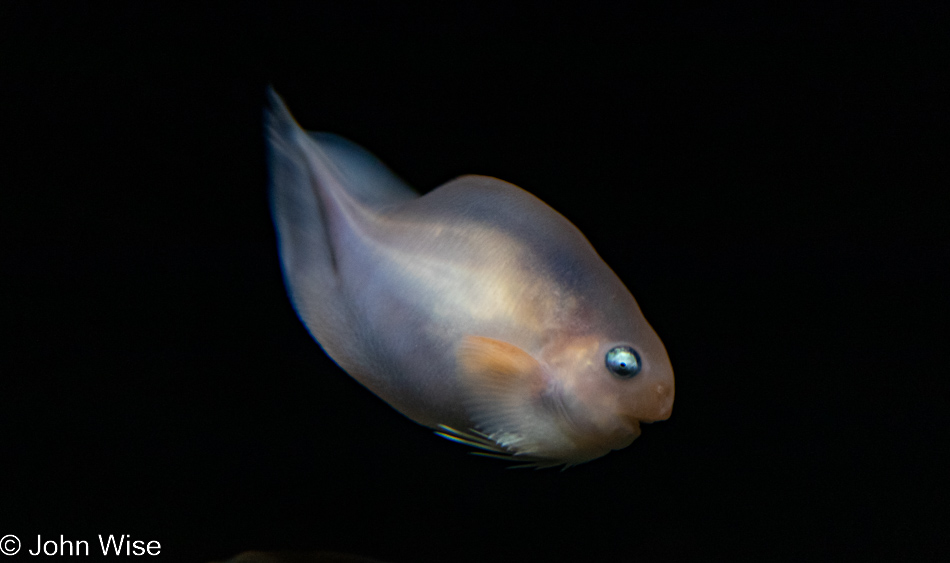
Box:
[266,87,674,467]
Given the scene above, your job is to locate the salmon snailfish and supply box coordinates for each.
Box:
[265,88,674,468]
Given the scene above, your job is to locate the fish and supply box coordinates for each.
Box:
[265,87,674,468]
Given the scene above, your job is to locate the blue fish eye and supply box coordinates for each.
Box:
[606,346,641,378]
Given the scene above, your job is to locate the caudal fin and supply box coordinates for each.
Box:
[264,87,418,363]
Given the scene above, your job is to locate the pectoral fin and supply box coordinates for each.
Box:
[457,336,546,396]
[456,336,565,460]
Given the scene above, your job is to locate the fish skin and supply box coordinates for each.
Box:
[265,87,674,466]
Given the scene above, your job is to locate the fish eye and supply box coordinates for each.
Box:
[605,346,641,378]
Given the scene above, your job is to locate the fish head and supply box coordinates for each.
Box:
[456,307,674,467]
[541,326,675,457]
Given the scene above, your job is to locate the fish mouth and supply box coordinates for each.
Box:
[605,420,640,451]
[622,417,642,435]
[606,417,641,450]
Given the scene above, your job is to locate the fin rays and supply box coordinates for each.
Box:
[434,424,507,453]
[434,425,567,469]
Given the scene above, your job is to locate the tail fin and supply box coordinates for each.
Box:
[265,87,340,292]
[264,87,418,363]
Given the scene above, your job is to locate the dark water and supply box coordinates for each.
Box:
[4,4,947,561]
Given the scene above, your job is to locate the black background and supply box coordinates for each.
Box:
[4,3,948,561]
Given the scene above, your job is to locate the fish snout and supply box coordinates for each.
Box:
[634,382,674,424]
[624,383,673,424]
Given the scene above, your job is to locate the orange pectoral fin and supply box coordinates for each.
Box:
[455,336,556,456]
[456,336,545,395]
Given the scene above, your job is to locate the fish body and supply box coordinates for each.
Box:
[266,88,674,467]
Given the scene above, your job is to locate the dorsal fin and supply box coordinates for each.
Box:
[266,87,416,214]
[306,132,417,212]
